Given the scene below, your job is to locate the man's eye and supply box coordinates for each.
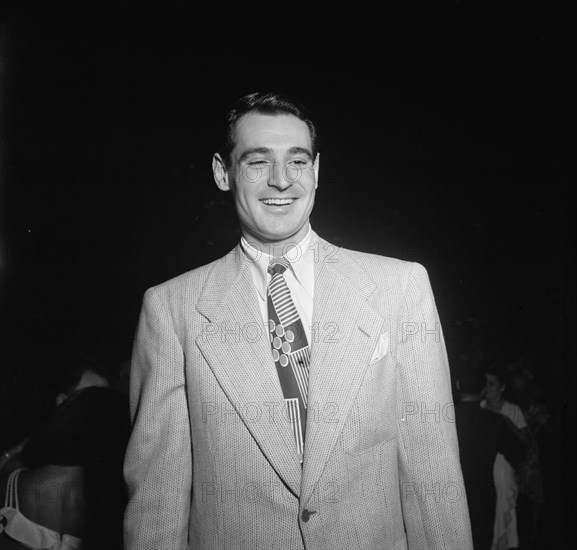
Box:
[288,159,309,166]
[248,160,268,166]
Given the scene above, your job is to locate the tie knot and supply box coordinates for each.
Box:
[268,257,290,275]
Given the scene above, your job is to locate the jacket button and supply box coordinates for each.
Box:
[301,509,316,522]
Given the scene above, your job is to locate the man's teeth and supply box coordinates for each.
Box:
[262,198,295,205]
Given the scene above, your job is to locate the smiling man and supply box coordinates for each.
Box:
[124,93,473,550]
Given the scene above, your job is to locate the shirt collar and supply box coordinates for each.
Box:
[240,225,314,301]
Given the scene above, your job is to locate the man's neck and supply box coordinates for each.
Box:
[240,225,312,258]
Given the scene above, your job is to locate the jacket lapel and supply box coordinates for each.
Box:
[301,235,385,505]
[195,246,303,496]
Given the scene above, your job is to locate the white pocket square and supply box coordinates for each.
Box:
[370,332,389,364]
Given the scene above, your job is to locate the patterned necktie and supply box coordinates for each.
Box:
[267,257,311,462]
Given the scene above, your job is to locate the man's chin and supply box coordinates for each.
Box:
[245,224,308,248]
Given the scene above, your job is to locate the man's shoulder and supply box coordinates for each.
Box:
[456,402,510,435]
[146,250,236,297]
[328,239,426,285]
[337,243,411,270]
[457,402,503,422]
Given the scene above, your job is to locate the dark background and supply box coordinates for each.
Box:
[0,3,575,540]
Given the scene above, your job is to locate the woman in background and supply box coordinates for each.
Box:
[0,387,129,550]
[483,369,530,550]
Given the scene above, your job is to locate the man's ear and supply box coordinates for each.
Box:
[213,153,231,191]
[313,153,320,189]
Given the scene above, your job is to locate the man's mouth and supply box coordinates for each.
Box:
[260,198,296,206]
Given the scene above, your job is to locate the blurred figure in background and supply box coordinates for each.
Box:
[0,387,129,550]
[455,369,527,550]
[111,359,130,395]
[483,368,530,550]
[1,353,128,549]
[54,357,110,406]
[508,362,556,550]
[0,356,109,474]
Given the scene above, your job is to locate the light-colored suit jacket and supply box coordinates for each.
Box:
[124,231,473,550]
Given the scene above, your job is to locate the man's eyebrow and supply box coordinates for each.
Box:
[237,147,272,163]
[288,147,313,159]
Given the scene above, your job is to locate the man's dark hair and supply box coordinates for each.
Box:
[484,365,508,386]
[220,92,318,168]
[458,369,486,396]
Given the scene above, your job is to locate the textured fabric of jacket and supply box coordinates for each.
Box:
[124,231,473,550]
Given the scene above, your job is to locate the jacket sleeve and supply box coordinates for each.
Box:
[396,263,473,549]
[496,414,529,468]
[124,287,192,550]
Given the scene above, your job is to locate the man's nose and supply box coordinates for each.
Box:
[267,162,291,190]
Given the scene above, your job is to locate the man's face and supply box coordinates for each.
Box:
[484,374,504,402]
[215,113,319,249]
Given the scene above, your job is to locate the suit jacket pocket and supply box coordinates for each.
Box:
[340,354,399,456]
